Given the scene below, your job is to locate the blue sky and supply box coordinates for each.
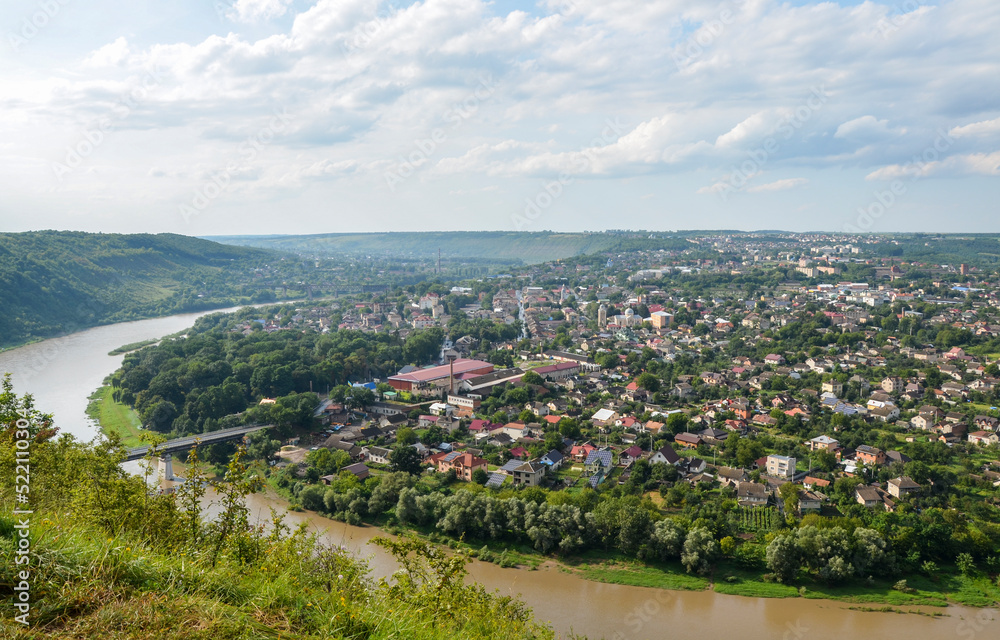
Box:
[0,0,996,236]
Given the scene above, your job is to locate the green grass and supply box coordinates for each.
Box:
[86,385,151,447]
[0,508,551,640]
[561,549,710,591]
[108,339,159,355]
[713,578,799,598]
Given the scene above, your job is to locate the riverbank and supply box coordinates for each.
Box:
[86,384,151,447]
[108,339,160,355]
[259,468,1000,611]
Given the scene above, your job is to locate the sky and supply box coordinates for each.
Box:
[0,0,998,236]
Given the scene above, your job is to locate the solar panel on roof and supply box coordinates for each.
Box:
[486,472,505,488]
[443,451,461,462]
[500,459,521,473]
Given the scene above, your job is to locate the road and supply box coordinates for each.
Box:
[125,424,271,461]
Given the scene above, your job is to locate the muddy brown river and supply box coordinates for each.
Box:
[1,313,997,639]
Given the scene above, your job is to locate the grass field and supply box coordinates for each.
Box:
[86,385,151,447]
[561,549,710,591]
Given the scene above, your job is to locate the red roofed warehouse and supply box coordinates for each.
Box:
[387,359,495,394]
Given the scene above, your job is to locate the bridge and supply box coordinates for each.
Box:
[124,424,273,462]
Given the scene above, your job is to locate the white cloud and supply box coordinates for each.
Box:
[746,177,808,193]
[834,115,902,139]
[227,0,294,23]
[82,37,131,68]
[715,112,772,148]
[950,116,1000,138]
[866,151,1000,180]
[2,0,1000,233]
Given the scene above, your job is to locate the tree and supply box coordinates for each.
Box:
[522,370,544,386]
[299,484,326,511]
[472,468,489,485]
[245,429,281,462]
[396,427,417,446]
[766,533,801,583]
[719,536,736,556]
[778,482,800,516]
[635,372,661,393]
[208,447,264,567]
[644,518,685,561]
[391,445,424,475]
[666,412,689,436]
[681,526,718,575]
[957,552,977,575]
[736,438,765,469]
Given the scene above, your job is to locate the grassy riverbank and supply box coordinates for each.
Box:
[108,339,159,355]
[559,550,1000,608]
[86,384,151,447]
[262,469,1000,611]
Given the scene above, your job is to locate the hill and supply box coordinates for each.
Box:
[205,231,691,266]
[0,231,285,348]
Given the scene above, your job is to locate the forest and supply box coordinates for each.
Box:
[109,308,447,438]
[0,231,290,348]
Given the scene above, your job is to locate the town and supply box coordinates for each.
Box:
[110,232,1000,592]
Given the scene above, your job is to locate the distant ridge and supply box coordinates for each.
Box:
[204,231,691,265]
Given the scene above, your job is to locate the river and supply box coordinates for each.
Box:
[1,311,996,640]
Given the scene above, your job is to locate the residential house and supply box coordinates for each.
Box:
[870,405,900,423]
[584,450,614,475]
[821,380,844,396]
[855,445,887,466]
[365,446,392,466]
[650,445,681,466]
[798,490,823,514]
[672,383,693,398]
[502,422,529,440]
[887,476,921,498]
[571,443,597,462]
[333,462,370,482]
[540,449,565,470]
[674,432,703,448]
[715,466,748,487]
[736,481,769,506]
[766,454,797,479]
[512,460,547,487]
[806,435,840,453]
[591,408,619,426]
[881,376,904,393]
[969,431,1000,446]
[855,485,882,508]
[428,451,488,481]
[803,476,831,491]
[974,415,999,431]
[619,445,644,466]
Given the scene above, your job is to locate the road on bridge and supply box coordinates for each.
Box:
[125,424,272,461]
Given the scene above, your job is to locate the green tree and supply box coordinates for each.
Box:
[245,429,281,462]
[681,526,719,575]
[778,482,800,516]
[391,445,424,475]
[765,533,801,583]
[396,427,417,446]
[472,468,489,485]
[636,372,661,393]
[522,370,544,386]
